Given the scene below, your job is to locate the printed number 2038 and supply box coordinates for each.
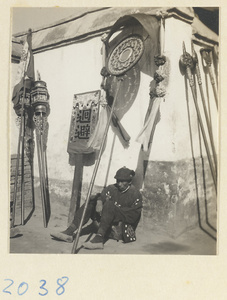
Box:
[3,277,69,296]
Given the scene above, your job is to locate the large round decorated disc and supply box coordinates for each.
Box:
[107,35,144,76]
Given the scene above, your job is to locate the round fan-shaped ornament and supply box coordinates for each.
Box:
[107,35,144,76]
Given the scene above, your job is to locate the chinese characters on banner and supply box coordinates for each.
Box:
[67,90,100,155]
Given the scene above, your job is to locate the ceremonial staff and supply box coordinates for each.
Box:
[180,42,217,191]
[191,42,217,174]
[200,48,218,109]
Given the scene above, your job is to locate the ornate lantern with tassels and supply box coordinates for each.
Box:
[31,80,50,116]
[30,74,51,228]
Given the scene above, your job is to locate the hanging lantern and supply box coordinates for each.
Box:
[31,80,50,115]
[31,78,51,227]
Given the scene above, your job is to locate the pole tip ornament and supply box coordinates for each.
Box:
[180,42,194,70]
[191,42,198,64]
[200,48,212,66]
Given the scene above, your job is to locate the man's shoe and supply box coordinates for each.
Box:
[83,240,104,249]
[10,227,20,238]
[83,234,104,249]
[50,232,74,243]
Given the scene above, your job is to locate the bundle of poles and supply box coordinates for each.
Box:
[11,30,50,228]
[11,80,51,228]
[180,41,218,192]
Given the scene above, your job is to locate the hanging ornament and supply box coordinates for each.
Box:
[107,35,144,76]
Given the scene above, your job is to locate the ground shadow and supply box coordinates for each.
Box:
[143,242,191,254]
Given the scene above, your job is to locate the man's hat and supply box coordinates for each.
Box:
[114,167,135,181]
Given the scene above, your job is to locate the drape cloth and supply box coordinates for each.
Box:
[136,98,162,151]
[87,104,108,150]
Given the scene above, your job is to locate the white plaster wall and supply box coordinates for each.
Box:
[148,17,218,163]
[33,38,103,183]
[10,17,218,187]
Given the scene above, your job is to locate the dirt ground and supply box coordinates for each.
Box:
[10,192,217,255]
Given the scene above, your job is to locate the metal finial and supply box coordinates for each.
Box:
[37,70,41,81]
[182,42,186,54]
[191,41,198,63]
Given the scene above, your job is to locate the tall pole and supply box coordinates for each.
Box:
[68,154,83,226]
[103,134,116,188]
[21,108,25,225]
[39,113,48,226]
[11,110,23,227]
[11,80,27,227]
[71,76,123,253]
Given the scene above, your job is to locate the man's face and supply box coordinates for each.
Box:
[116,180,130,192]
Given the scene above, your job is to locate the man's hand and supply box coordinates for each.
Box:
[96,200,103,215]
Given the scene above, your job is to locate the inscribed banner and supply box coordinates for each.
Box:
[67,90,100,154]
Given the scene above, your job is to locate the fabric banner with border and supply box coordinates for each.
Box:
[67,90,100,155]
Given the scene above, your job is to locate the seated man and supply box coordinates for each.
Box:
[50,167,142,250]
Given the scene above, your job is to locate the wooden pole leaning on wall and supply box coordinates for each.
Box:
[180,42,217,192]
[21,110,25,225]
[71,77,123,254]
[68,154,83,226]
[40,113,49,225]
[191,43,217,175]
[103,134,116,189]
[11,113,23,227]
